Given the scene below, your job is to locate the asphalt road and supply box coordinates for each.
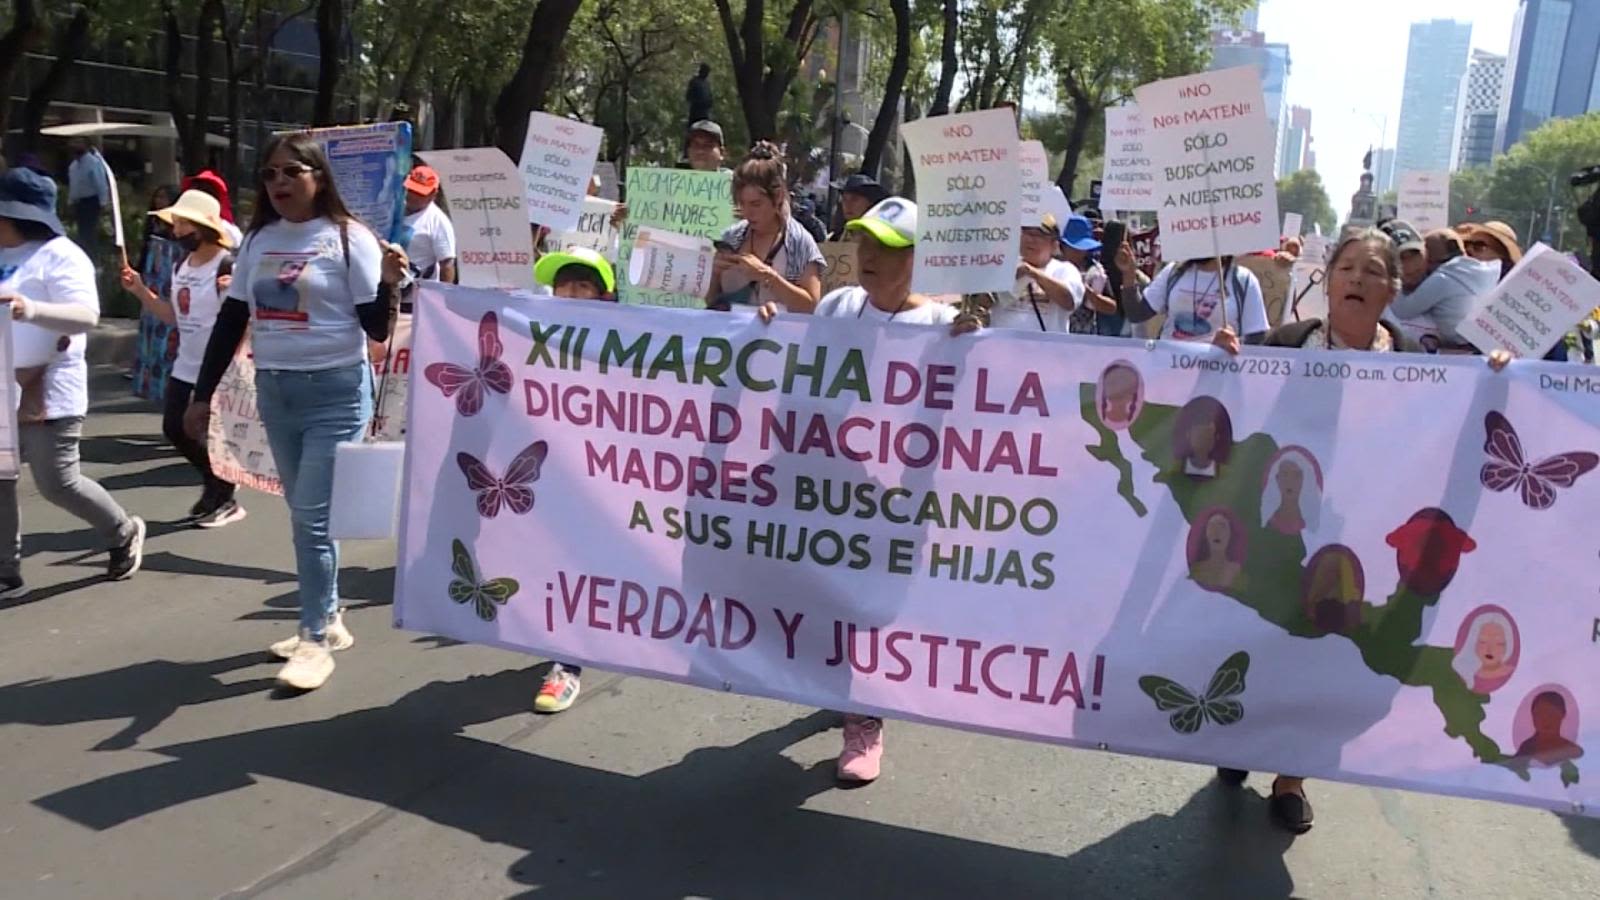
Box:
[1,370,1598,899]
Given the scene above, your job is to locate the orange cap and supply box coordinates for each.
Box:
[404,165,440,196]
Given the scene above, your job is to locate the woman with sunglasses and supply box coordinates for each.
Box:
[186,134,406,691]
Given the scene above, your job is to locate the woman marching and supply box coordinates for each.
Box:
[120,189,245,528]
[186,134,406,691]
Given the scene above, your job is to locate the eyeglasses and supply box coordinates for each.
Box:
[258,163,319,183]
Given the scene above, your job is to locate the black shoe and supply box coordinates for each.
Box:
[1216,767,1249,787]
[187,484,223,521]
[0,575,25,600]
[1269,780,1314,834]
[194,499,247,529]
[107,517,146,580]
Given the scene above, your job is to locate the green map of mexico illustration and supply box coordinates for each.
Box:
[1078,380,1580,787]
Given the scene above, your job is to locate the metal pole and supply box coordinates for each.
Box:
[826,12,848,223]
[1545,174,1557,243]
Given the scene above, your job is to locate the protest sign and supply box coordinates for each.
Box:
[594,161,620,200]
[551,197,621,261]
[1458,243,1600,359]
[372,314,413,441]
[300,123,413,241]
[1136,66,1279,262]
[617,167,734,308]
[1101,104,1158,212]
[0,314,17,479]
[418,148,535,290]
[519,112,604,233]
[627,228,715,297]
[901,108,1021,294]
[1282,212,1302,239]
[1043,186,1073,229]
[1238,255,1292,326]
[820,241,859,294]
[1018,140,1049,223]
[208,348,282,497]
[1398,171,1451,233]
[399,285,1600,818]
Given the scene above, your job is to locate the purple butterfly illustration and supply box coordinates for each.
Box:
[457,441,548,518]
[424,312,513,416]
[1480,411,1598,510]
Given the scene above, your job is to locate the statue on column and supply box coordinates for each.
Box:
[1347,147,1377,229]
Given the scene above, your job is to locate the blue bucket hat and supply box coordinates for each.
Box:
[1060,214,1101,253]
[0,168,65,237]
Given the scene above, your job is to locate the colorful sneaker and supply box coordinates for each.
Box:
[837,715,884,783]
[276,633,335,691]
[534,666,580,713]
[195,499,247,529]
[270,611,355,659]
[107,517,146,580]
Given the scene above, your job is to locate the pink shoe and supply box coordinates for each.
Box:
[838,715,883,783]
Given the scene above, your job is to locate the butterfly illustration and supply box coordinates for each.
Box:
[1480,411,1598,510]
[458,440,549,518]
[1137,651,1249,735]
[424,312,513,416]
[448,539,519,622]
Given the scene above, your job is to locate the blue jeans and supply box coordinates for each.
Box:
[255,363,372,640]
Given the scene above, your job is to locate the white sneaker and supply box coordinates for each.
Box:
[276,635,335,691]
[269,611,355,660]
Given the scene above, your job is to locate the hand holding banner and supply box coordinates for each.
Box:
[901,107,1021,294]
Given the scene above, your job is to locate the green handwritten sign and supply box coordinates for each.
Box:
[619,167,733,307]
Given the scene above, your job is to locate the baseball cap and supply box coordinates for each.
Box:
[845,197,917,249]
[1380,219,1424,254]
[405,165,440,196]
[1060,214,1102,252]
[535,246,616,294]
[835,173,888,205]
[688,120,724,145]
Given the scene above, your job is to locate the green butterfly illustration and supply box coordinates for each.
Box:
[448,539,519,622]
[1137,651,1250,735]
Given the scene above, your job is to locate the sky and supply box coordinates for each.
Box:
[1255,0,1519,203]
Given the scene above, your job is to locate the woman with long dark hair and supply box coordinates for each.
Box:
[186,133,406,691]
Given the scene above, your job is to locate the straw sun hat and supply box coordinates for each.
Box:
[151,189,234,248]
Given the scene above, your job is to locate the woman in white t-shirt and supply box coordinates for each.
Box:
[709,142,824,312]
[1120,255,1270,352]
[986,213,1083,332]
[120,189,244,529]
[757,197,976,786]
[0,168,146,597]
[186,133,407,692]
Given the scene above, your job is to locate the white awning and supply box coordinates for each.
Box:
[40,121,231,148]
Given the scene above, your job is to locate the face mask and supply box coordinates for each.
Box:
[177,233,203,254]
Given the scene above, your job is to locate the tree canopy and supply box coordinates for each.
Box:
[1276,169,1337,236]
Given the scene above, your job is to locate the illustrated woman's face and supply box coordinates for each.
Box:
[1476,622,1508,667]
[1190,420,1217,462]
[1277,460,1304,501]
[1105,368,1137,409]
[1532,696,1565,734]
[1204,515,1230,556]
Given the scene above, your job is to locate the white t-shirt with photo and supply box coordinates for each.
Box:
[169,252,227,384]
[1144,262,1268,341]
[404,202,457,280]
[988,258,1083,332]
[814,286,958,326]
[228,217,383,371]
[0,237,97,420]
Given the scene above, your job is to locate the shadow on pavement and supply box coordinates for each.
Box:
[79,434,177,466]
[238,566,395,621]
[1563,813,1600,859]
[99,461,201,492]
[27,664,1295,898]
[137,550,295,586]
[0,573,109,611]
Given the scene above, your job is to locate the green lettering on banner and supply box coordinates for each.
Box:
[620,167,734,308]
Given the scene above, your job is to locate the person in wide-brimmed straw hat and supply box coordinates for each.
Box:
[120,188,245,529]
[1457,220,1522,279]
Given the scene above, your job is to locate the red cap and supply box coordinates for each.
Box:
[404,165,440,196]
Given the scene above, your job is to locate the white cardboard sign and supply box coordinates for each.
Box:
[1018,140,1049,224]
[626,228,715,297]
[1101,104,1158,212]
[1457,243,1600,359]
[1282,212,1303,240]
[1398,171,1450,234]
[550,197,621,261]
[1136,66,1280,261]
[900,107,1022,294]
[518,112,604,232]
[419,148,536,290]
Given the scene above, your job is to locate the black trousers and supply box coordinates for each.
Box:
[164,377,234,499]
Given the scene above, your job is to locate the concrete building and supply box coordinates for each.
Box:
[1396,19,1473,177]
[1280,105,1312,176]
[1209,29,1290,178]
[1495,0,1600,153]
[1452,50,1505,170]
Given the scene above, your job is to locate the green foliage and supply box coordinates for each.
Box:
[1276,169,1336,236]
[1481,113,1600,253]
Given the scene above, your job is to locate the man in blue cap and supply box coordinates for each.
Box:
[1059,213,1125,336]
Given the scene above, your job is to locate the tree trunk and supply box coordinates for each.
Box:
[929,0,957,117]
[0,0,43,147]
[180,0,224,172]
[221,4,243,194]
[492,0,584,159]
[1055,91,1095,195]
[860,0,909,178]
[715,0,817,142]
[21,6,90,152]
[314,0,345,125]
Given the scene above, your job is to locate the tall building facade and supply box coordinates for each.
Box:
[1495,0,1600,152]
[1372,147,1397,195]
[1209,30,1290,178]
[1452,50,1505,170]
[1395,19,1473,176]
[1280,105,1312,176]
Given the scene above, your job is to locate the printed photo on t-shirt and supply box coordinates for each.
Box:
[253,253,313,322]
[1167,271,1225,341]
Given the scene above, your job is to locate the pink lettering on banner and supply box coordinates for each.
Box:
[398,285,1600,820]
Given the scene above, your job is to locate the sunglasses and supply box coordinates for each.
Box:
[258,163,319,183]
[1464,240,1492,253]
